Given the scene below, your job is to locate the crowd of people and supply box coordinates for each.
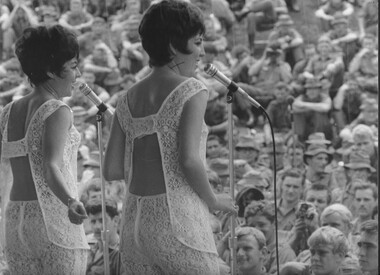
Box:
[0,0,378,274]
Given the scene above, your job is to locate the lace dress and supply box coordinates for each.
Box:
[0,99,89,250]
[116,78,219,273]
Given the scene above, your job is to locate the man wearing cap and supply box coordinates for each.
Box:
[303,143,337,190]
[235,134,261,168]
[293,78,333,142]
[268,14,304,68]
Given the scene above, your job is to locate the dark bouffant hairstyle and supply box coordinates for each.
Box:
[139,0,205,67]
[15,24,79,86]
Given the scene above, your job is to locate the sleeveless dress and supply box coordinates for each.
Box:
[0,99,89,274]
[116,78,219,274]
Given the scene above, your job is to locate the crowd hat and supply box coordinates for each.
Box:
[304,77,323,89]
[305,132,332,146]
[344,150,375,172]
[303,143,334,164]
[275,14,294,27]
[266,135,286,154]
[235,135,260,151]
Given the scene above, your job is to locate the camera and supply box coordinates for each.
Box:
[297,202,315,220]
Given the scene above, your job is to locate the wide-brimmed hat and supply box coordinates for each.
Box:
[304,143,334,164]
[265,135,286,154]
[236,135,260,151]
[305,78,323,89]
[275,14,294,27]
[344,150,375,172]
[305,132,332,146]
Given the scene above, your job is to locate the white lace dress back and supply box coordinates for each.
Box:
[0,99,89,249]
[116,77,217,253]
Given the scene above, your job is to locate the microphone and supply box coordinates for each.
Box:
[204,63,262,109]
[286,95,295,106]
[77,82,114,118]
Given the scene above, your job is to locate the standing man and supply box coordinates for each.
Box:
[357,220,378,275]
[277,169,305,231]
[352,182,377,235]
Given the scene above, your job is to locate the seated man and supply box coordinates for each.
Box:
[315,0,354,32]
[268,14,304,69]
[293,78,333,142]
[58,0,94,35]
[281,226,352,275]
[85,198,122,275]
[324,14,359,69]
[263,82,292,142]
[237,42,292,112]
[301,36,344,98]
[357,0,378,40]
[357,220,378,275]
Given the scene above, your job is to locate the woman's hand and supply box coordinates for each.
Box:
[68,199,88,225]
[211,193,239,215]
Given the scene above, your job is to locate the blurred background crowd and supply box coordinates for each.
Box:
[0,0,378,274]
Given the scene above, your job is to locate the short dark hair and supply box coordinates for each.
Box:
[281,168,304,183]
[353,181,378,200]
[15,24,79,86]
[85,197,119,218]
[139,0,205,67]
[304,183,332,204]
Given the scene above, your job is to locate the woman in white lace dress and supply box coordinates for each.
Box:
[0,25,89,274]
[103,1,238,274]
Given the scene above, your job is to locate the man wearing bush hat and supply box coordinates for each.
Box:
[304,143,337,190]
[344,149,375,183]
[235,135,261,168]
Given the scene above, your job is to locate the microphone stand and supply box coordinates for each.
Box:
[225,89,237,275]
[224,86,281,275]
[288,103,296,167]
[95,110,110,275]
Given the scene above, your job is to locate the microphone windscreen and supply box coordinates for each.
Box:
[286,95,295,105]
